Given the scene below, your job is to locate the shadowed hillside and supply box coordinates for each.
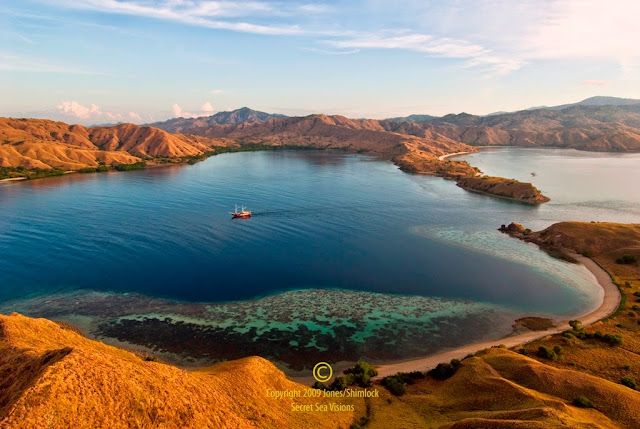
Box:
[152,107,286,132]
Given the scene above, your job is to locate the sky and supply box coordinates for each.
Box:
[1,0,640,125]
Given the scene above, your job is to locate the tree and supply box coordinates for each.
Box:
[344,361,378,387]
[569,320,582,331]
[537,346,558,361]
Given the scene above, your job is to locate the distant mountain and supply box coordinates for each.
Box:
[418,104,640,151]
[151,107,286,133]
[544,96,640,111]
[385,114,436,123]
[486,96,640,116]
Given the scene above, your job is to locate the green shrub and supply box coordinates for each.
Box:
[616,254,638,264]
[329,376,349,391]
[553,345,564,355]
[382,376,407,396]
[537,346,558,361]
[593,331,604,339]
[96,165,109,172]
[311,381,325,390]
[428,360,461,380]
[381,370,425,396]
[573,396,595,408]
[78,167,97,173]
[569,320,583,331]
[344,361,378,387]
[621,376,637,390]
[603,334,623,346]
[114,161,147,171]
[634,292,640,298]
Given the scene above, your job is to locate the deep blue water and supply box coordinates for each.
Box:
[2,149,635,317]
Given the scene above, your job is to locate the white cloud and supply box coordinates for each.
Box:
[211,89,224,94]
[105,112,123,121]
[581,80,609,87]
[56,101,142,123]
[57,101,102,119]
[128,111,142,121]
[524,0,640,65]
[172,103,197,118]
[327,32,523,75]
[40,0,305,35]
[201,102,214,112]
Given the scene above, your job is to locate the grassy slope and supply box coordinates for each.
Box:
[511,222,640,390]
[367,348,640,428]
[0,313,362,429]
[359,222,640,428]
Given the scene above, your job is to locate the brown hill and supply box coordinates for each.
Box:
[0,118,225,170]
[0,313,359,428]
[0,116,550,204]
[153,107,286,132]
[421,105,640,152]
[167,113,473,158]
[498,221,640,407]
[355,348,639,428]
[153,105,640,153]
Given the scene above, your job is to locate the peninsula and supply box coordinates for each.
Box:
[1,112,548,204]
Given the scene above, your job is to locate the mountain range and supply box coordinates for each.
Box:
[2,96,640,202]
[150,97,640,152]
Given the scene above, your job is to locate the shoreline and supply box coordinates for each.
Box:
[371,252,620,379]
[437,151,473,161]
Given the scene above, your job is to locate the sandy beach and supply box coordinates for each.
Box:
[438,151,473,161]
[0,177,27,183]
[373,252,621,379]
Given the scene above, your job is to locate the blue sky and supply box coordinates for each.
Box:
[2,0,640,124]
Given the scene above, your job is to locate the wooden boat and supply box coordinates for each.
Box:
[231,204,252,219]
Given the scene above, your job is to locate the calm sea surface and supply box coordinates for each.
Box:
[1,148,639,330]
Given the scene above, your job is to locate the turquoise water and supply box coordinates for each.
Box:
[2,148,637,365]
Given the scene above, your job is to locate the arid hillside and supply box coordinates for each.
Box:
[421,105,640,151]
[154,107,286,132]
[0,116,551,204]
[152,104,640,153]
[497,222,640,415]
[3,312,640,428]
[0,313,359,429]
[366,347,640,428]
[156,113,474,158]
[0,118,226,170]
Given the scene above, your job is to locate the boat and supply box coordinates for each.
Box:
[230,204,252,219]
